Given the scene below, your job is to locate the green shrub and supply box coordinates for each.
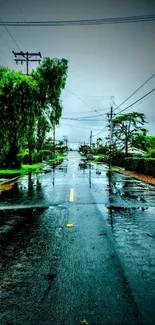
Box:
[144,158,155,177]
[39,150,53,160]
[18,149,52,164]
[32,151,43,163]
[125,157,155,177]
[147,149,155,158]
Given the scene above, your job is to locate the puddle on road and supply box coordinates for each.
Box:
[0,206,68,325]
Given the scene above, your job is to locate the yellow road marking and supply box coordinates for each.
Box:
[69,188,74,202]
[66,224,73,227]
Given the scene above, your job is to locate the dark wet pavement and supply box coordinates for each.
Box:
[1,152,155,324]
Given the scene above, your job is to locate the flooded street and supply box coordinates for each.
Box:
[1,152,155,325]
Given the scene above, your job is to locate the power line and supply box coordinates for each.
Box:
[66,88,105,116]
[115,88,155,116]
[61,113,107,120]
[62,107,108,115]
[0,17,21,51]
[1,14,155,26]
[61,122,103,131]
[114,71,155,113]
[92,124,108,137]
[0,32,12,50]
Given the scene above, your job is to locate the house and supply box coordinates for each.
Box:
[127,147,146,156]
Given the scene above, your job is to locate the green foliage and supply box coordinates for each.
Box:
[146,136,155,150]
[19,149,52,164]
[79,144,90,155]
[0,163,45,175]
[0,69,40,168]
[146,148,155,158]
[36,115,50,151]
[92,145,109,155]
[131,133,147,151]
[112,112,147,156]
[31,57,68,126]
[125,157,155,177]
[96,137,102,148]
[0,56,68,169]
[131,134,155,152]
[144,159,155,177]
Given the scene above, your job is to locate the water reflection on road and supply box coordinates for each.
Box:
[1,154,155,324]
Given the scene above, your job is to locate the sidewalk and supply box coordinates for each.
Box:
[114,168,155,186]
[95,162,155,186]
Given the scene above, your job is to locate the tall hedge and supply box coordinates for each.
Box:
[125,158,155,177]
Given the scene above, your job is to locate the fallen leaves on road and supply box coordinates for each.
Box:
[118,170,155,186]
[0,182,14,194]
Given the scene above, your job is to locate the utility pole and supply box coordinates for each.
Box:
[90,130,92,153]
[107,106,115,171]
[12,51,42,75]
[53,126,56,159]
[63,136,68,147]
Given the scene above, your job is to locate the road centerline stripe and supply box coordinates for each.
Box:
[69,188,74,202]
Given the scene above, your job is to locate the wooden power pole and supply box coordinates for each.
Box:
[12,51,42,75]
[90,130,92,153]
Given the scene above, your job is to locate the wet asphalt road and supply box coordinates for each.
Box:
[1,151,155,325]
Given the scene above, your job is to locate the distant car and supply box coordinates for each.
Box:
[79,158,87,168]
[86,154,94,161]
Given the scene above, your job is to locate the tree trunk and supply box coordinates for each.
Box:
[125,125,128,157]
[28,139,32,165]
[4,137,21,169]
[125,140,128,157]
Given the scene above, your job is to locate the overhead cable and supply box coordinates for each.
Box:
[1,14,155,26]
[114,71,155,113]
[62,113,107,120]
[0,32,12,50]
[0,17,21,51]
[66,88,103,116]
[115,88,155,116]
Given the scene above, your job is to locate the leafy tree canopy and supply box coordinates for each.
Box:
[0,70,40,168]
[112,112,147,156]
[131,134,155,151]
[31,57,68,125]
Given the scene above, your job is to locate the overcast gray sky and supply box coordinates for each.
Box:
[0,0,155,148]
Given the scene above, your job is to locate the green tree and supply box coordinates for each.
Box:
[131,134,155,152]
[146,135,155,150]
[131,133,147,151]
[36,115,50,151]
[0,70,40,168]
[96,137,102,148]
[31,57,68,127]
[79,144,90,155]
[31,57,68,161]
[112,112,147,156]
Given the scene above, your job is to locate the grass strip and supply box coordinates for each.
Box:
[0,163,45,175]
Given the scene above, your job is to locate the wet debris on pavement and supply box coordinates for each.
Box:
[98,232,106,236]
[147,233,155,239]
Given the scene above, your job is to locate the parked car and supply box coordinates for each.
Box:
[86,154,94,161]
[79,158,87,168]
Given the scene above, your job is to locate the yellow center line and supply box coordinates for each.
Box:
[69,188,74,202]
